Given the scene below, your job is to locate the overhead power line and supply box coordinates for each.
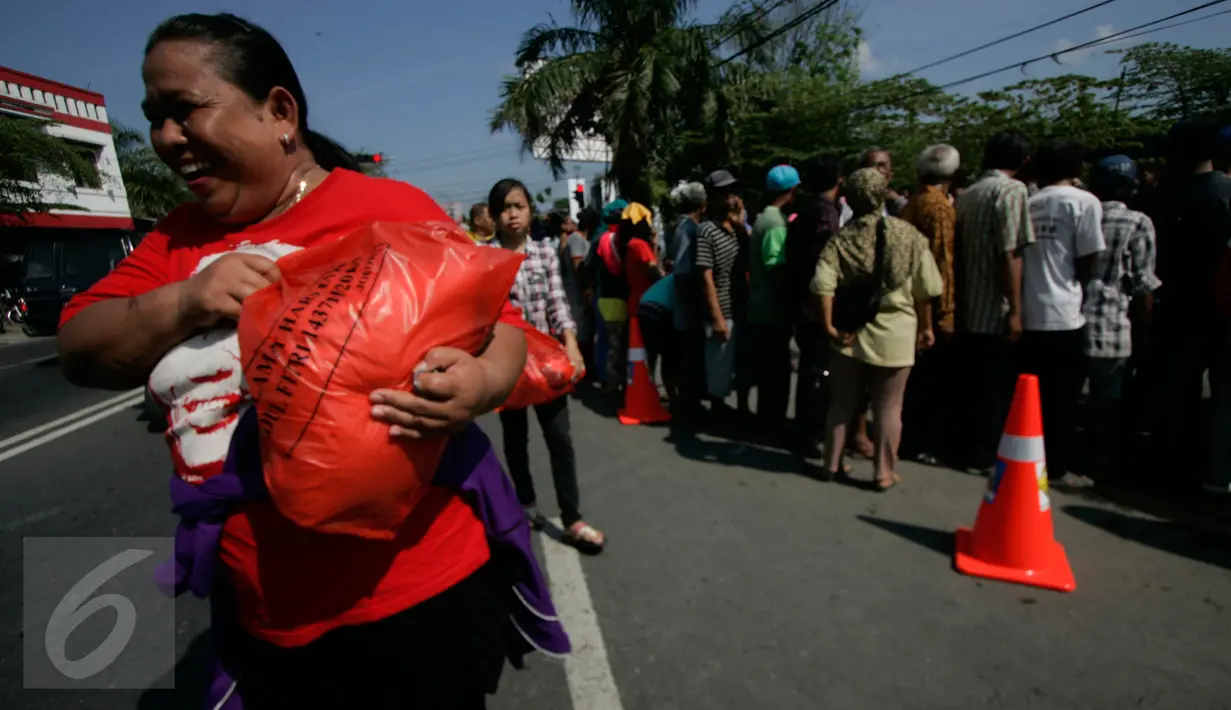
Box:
[716,0,842,67]
[712,0,799,50]
[1099,6,1231,43]
[896,0,1126,78]
[849,0,1230,115]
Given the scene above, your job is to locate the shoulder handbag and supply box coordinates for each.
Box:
[831,218,887,333]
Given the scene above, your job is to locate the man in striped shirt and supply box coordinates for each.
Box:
[953,132,1036,472]
[697,169,744,410]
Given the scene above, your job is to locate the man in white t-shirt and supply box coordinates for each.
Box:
[1024,140,1106,487]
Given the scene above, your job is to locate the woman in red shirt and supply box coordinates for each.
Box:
[58,13,529,708]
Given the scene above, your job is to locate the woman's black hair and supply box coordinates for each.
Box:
[576,207,600,235]
[616,215,653,261]
[546,211,568,238]
[145,13,360,172]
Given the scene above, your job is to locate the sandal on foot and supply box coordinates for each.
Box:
[565,521,606,553]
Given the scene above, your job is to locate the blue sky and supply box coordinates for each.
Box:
[4,0,1227,209]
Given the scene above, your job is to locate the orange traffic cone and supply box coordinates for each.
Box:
[618,316,671,426]
[954,374,1076,592]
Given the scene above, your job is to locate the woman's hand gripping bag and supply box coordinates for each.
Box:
[499,323,578,411]
[237,221,523,540]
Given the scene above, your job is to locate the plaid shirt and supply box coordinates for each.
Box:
[1082,201,1162,358]
[955,170,1035,334]
[485,235,576,337]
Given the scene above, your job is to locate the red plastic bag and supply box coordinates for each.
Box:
[238,221,523,540]
[499,323,578,410]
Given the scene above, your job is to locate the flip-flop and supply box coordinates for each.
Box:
[565,521,606,554]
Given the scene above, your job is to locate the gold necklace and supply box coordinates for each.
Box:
[265,168,316,222]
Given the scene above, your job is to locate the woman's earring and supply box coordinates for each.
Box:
[279,132,295,153]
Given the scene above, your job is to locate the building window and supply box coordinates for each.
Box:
[63,140,102,189]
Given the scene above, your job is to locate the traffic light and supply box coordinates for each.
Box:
[354,152,384,164]
[574,184,585,209]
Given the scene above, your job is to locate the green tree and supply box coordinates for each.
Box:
[491,0,764,204]
[1115,42,1231,120]
[111,122,193,221]
[0,114,99,221]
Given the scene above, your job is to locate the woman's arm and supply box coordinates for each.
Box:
[476,322,528,413]
[820,294,836,337]
[915,299,935,351]
[59,284,196,389]
[543,242,578,338]
[59,252,280,389]
[375,322,527,439]
[701,270,725,330]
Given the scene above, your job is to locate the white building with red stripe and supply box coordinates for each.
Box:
[0,65,133,230]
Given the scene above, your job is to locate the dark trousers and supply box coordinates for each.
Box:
[676,325,708,419]
[1156,311,1227,486]
[499,396,581,527]
[224,562,506,709]
[794,322,831,451]
[1020,329,1085,480]
[901,331,955,460]
[751,322,793,430]
[953,331,1019,470]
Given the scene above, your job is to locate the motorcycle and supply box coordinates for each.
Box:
[2,289,26,326]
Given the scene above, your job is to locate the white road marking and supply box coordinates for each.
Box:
[0,354,57,372]
[0,506,66,532]
[0,388,144,452]
[542,517,624,710]
[0,394,144,464]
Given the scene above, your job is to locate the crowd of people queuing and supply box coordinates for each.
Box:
[475,119,1231,498]
[45,8,1231,708]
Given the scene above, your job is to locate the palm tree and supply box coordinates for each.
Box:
[491,0,766,204]
[111,122,192,222]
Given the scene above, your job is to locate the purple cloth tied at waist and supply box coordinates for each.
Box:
[155,408,570,710]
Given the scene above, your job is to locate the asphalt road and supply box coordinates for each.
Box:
[0,330,1229,709]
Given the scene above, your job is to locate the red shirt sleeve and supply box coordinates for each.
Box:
[59,228,174,328]
[628,239,656,267]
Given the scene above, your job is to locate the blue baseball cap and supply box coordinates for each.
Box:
[1094,155,1137,182]
[766,165,801,192]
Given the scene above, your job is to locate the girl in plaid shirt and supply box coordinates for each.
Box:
[486,179,606,552]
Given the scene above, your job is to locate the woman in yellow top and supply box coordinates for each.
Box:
[812,168,943,490]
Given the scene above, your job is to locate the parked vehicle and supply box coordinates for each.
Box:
[20,228,138,336]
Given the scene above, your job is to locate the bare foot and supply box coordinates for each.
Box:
[875,472,902,492]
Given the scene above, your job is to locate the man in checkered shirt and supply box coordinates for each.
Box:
[1083,155,1161,481]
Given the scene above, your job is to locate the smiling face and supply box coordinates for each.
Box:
[141,39,300,225]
